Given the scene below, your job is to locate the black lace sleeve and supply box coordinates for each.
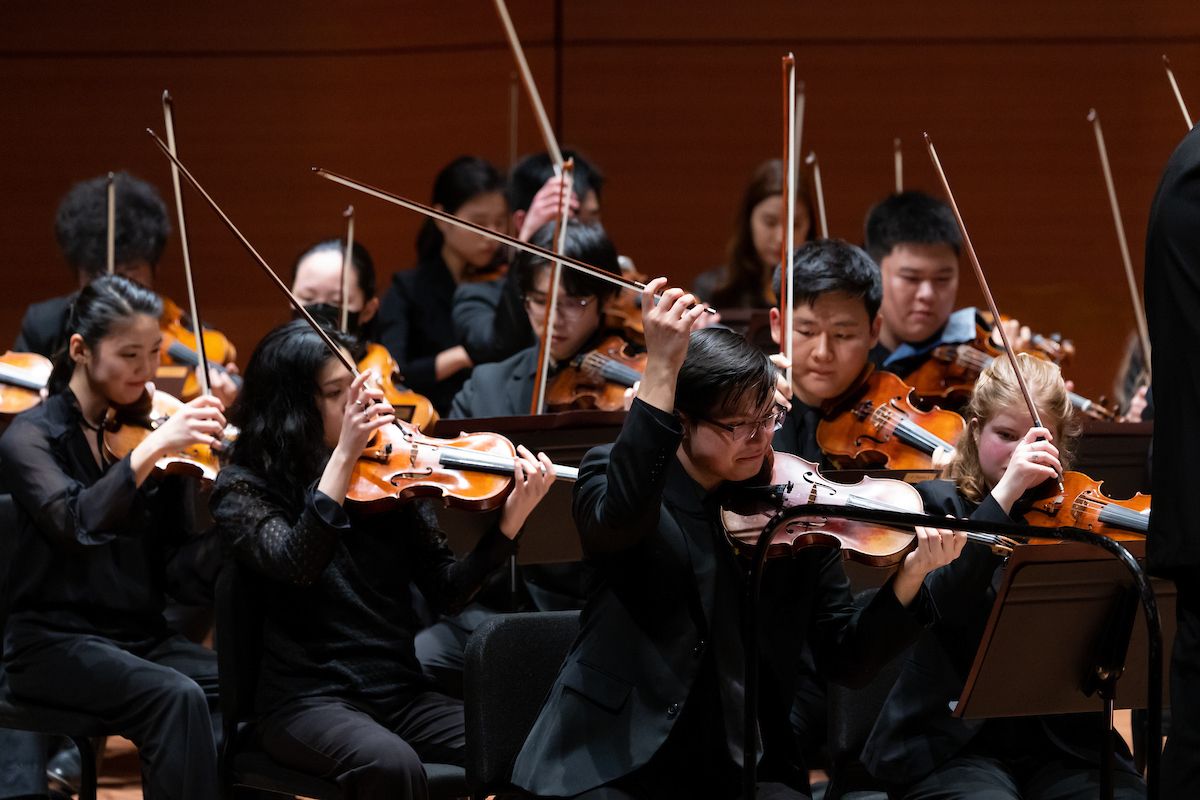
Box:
[210,468,347,586]
[404,498,518,616]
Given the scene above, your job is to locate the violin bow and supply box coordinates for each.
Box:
[1088,109,1151,382]
[894,138,903,193]
[146,129,359,379]
[530,159,574,415]
[493,0,564,172]
[161,92,212,398]
[311,166,718,316]
[340,205,355,333]
[923,133,1046,431]
[106,172,116,275]
[1163,55,1194,131]
[805,151,829,238]
[780,54,798,387]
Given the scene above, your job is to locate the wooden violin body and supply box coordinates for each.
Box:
[0,351,52,419]
[358,343,439,430]
[1024,470,1149,541]
[159,296,239,400]
[547,334,645,412]
[349,421,517,513]
[721,450,927,567]
[817,370,963,470]
[102,387,226,482]
[903,320,1115,420]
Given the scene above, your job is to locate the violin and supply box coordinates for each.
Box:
[1023,470,1149,541]
[601,258,649,346]
[101,386,230,482]
[817,369,963,470]
[0,351,52,419]
[903,318,1114,420]
[148,132,579,513]
[546,334,645,412]
[347,418,576,512]
[720,450,1015,566]
[159,296,240,400]
[358,342,439,429]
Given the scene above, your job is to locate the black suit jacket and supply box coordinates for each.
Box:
[14,293,74,357]
[861,479,1138,787]
[1145,124,1200,575]
[511,399,933,797]
[376,256,468,415]
[447,345,537,419]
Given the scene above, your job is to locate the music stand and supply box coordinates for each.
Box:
[952,539,1175,800]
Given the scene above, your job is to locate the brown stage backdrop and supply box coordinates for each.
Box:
[1,2,1197,401]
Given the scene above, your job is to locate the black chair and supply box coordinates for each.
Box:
[214,560,468,799]
[823,589,904,800]
[0,493,112,800]
[462,610,580,799]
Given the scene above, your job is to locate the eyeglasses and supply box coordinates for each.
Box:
[697,406,787,443]
[524,293,597,321]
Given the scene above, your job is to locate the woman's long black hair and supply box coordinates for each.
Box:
[415,156,505,261]
[226,319,355,507]
[47,274,163,395]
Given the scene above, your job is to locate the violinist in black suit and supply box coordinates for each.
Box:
[1145,122,1200,797]
[511,279,965,800]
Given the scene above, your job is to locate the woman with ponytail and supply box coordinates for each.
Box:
[0,274,224,800]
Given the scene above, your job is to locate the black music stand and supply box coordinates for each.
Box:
[952,539,1175,800]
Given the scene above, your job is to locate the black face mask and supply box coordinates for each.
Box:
[298,303,360,334]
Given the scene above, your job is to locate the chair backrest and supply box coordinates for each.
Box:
[462,610,580,793]
[214,560,266,753]
[824,588,907,799]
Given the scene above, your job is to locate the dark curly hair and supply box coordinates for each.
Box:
[225,319,356,507]
[54,172,171,278]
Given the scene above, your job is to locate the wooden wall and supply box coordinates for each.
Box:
[2,2,1198,400]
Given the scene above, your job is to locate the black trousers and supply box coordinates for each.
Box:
[895,753,1145,800]
[4,628,219,800]
[258,691,465,800]
[1163,576,1200,797]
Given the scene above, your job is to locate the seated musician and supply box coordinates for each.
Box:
[860,353,1145,799]
[0,275,225,799]
[376,156,509,416]
[692,158,815,310]
[863,190,971,377]
[452,149,606,367]
[291,237,381,346]
[14,172,239,405]
[768,235,955,465]
[511,279,966,800]
[448,221,624,419]
[211,319,555,799]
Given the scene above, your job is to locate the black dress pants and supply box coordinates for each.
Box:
[257,691,465,800]
[0,729,46,798]
[4,628,219,800]
[896,753,1145,800]
[1163,576,1200,797]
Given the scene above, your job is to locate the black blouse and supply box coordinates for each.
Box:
[210,464,517,714]
[377,254,469,415]
[0,390,207,649]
